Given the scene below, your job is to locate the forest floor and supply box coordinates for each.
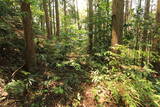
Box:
[0,34,118,107]
[1,29,160,107]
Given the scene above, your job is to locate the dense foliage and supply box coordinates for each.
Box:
[0,0,160,107]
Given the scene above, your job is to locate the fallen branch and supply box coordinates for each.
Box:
[11,64,25,79]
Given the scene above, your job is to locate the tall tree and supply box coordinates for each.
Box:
[130,0,132,9]
[40,5,45,31]
[63,0,67,31]
[124,0,129,24]
[143,0,150,47]
[144,0,150,20]
[52,0,56,35]
[43,0,51,39]
[49,0,53,35]
[111,0,124,46]
[55,0,60,37]
[138,0,142,9]
[153,0,160,51]
[156,0,160,24]
[88,0,93,54]
[21,1,36,72]
[76,0,81,30]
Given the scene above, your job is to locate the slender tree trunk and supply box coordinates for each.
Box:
[49,0,53,35]
[73,0,77,24]
[21,1,36,72]
[156,0,160,24]
[143,0,150,45]
[124,0,129,24]
[144,0,150,21]
[63,0,67,32]
[130,0,132,9]
[76,0,81,30]
[40,4,45,31]
[128,0,132,20]
[138,0,142,9]
[52,0,56,35]
[142,0,151,65]
[43,0,51,39]
[88,0,93,54]
[153,0,160,51]
[111,0,124,46]
[55,0,60,37]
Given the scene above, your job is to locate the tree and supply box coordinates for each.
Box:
[88,0,93,54]
[144,0,150,19]
[124,0,129,24]
[156,0,160,24]
[40,3,45,31]
[52,0,56,35]
[153,0,160,51]
[63,0,67,31]
[43,0,51,39]
[76,0,80,30]
[111,0,124,46]
[143,0,150,50]
[49,0,53,35]
[55,0,60,37]
[21,1,36,72]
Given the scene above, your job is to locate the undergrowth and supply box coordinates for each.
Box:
[89,45,160,107]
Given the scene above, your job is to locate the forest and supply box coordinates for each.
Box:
[0,0,160,106]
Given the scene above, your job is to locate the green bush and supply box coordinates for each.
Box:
[5,80,25,96]
[90,45,160,107]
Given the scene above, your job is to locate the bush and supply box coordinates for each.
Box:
[5,80,25,96]
[90,45,160,106]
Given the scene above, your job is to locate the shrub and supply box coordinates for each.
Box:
[5,80,25,96]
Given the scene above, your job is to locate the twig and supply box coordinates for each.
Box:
[11,64,25,79]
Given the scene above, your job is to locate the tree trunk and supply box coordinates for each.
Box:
[111,0,124,46]
[88,0,93,54]
[43,0,51,39]
[153,0,160,51]
[156,0,160,24]
[143,0,150,46]
[130,0,132,9]
[63,0,67,31]
[76,0,81,30]
[138,0,142,9]
[144,0,150,20]
[142,0,151,64]
[40,4,45,31]
[55,0,60,37]
[49,0,53,35]
[52,0,56,35]
[124,0,129,24]
[73,0,77,24]
[21,1,36,72]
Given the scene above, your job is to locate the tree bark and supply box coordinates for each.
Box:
[153,0,160,51]
[49,0,53,35]
[55,0,60,37]
[76,0,81,30]
[40,3,45,31]
[111,0,124,47]
[156,0,160,24]
[21,1,36,72]
[43,0,52,39]
[88,0,93,54]
[143,0,150,47]
[124,0,129,24]
[63,0,67,31]
[52,0,56,35]
[144,0,150,19]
